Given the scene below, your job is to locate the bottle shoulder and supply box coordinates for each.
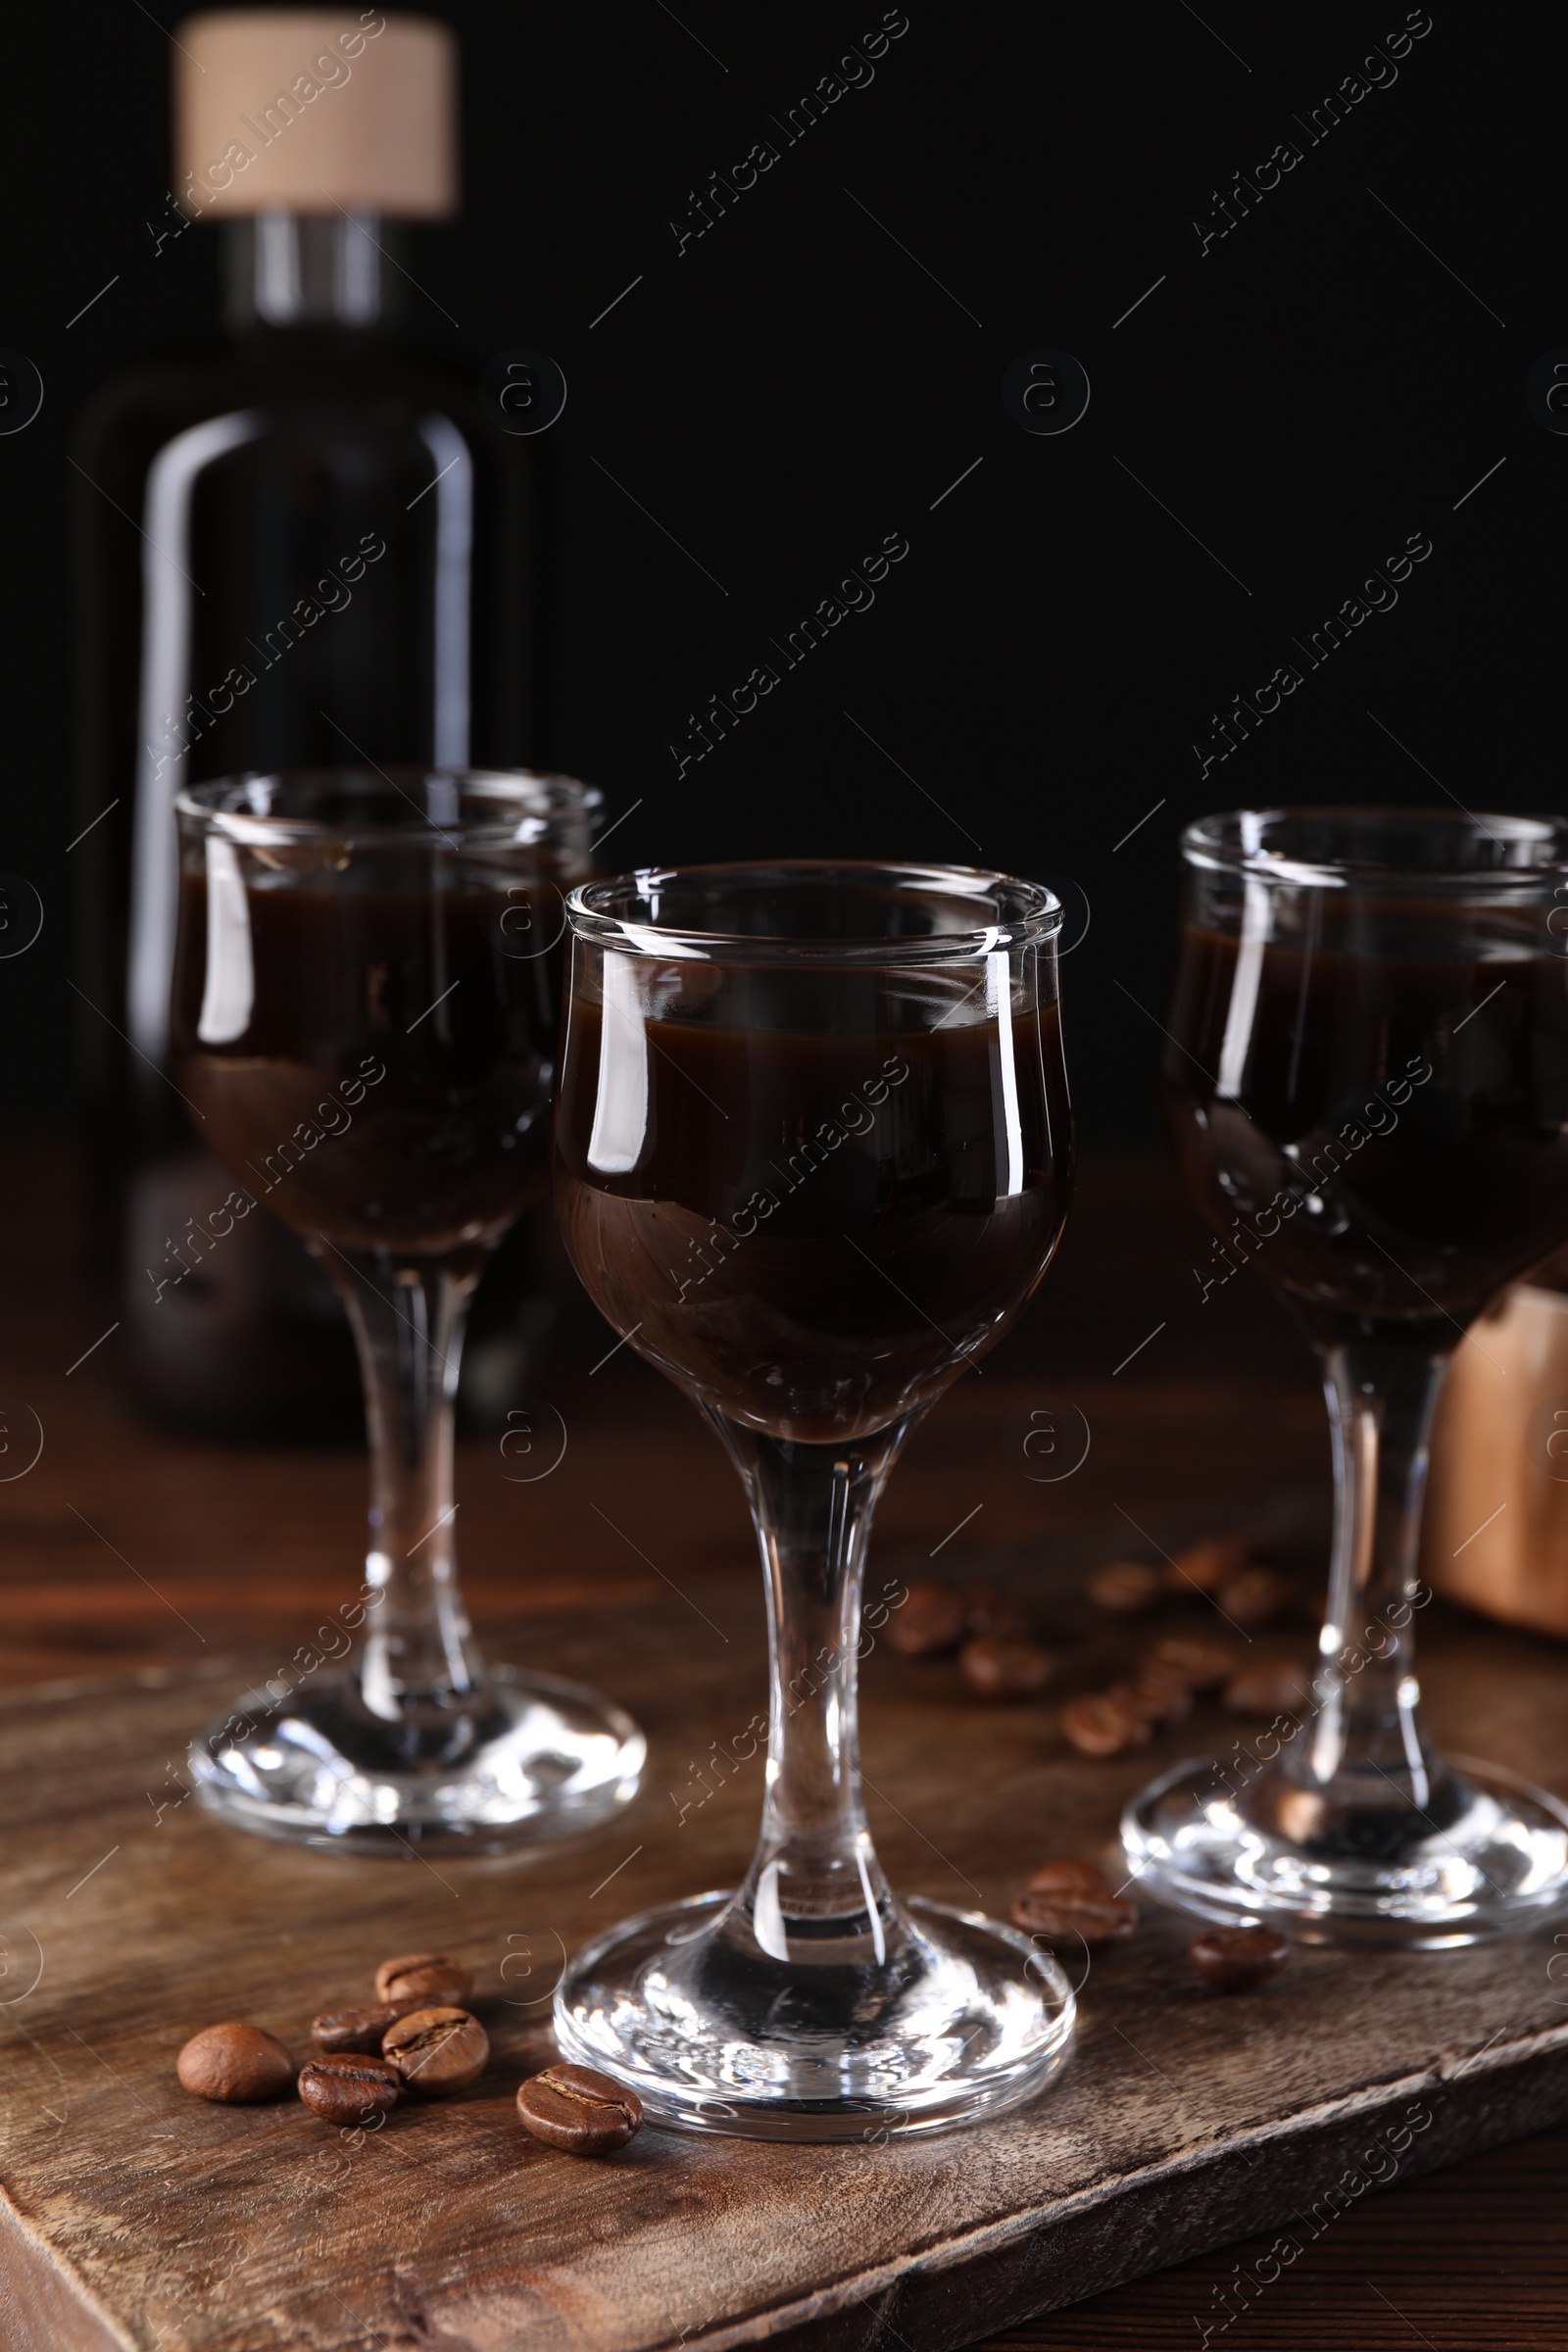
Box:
[74,341,505,470]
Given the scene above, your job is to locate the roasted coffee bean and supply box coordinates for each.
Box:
[381,2005,489,2095]
[1163,1536,1250,1596]
[884,1582,968,1657]
[516,2063,643,2155]
[373,1950,471,2006]
[1059,1692,1152,1757]
[958,1634,1054,1700]
[1025,1858,1115,1900]
[1145,1636,1239,1691]
[1218,1567,1295,1629]
[297,2052,401,2123]
[1012,1885,1137,1945]
[1102,1677,1169,1724]
[1223,1659,1313,1716]
[1188,1924,1291,1992]
[1086,1560,1163,1615]
[1129,1667,1195,1724]
[962,1584,1032,1642]
[312,2001,419,2055]
[176,2022,294,2103]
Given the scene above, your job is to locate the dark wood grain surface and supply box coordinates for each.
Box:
[1,1134,1565,2349]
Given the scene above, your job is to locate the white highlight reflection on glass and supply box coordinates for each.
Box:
[196,837,254,1045]
[587,953,650,1174]
[753,1860,789,1962]
[128,408,263,1056]
[416,414,473,768]
[986,947,1024,1197]
[1216,872,1272,1102]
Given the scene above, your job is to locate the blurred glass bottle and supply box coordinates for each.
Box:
[74,9,548,1433]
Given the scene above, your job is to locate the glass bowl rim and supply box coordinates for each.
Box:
[1183,804,1568,888]
[174,765,602,847]
[563,858,1062,962]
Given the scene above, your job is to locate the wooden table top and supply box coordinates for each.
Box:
[2,1132,1565,2349]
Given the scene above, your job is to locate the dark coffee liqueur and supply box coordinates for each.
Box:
[555,1002,1071,1441]
[1165,923,1568,1341]
[172,876,558,1251]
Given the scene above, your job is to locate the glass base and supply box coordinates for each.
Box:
[553,1891,1076,2140]
[189,1665,646,1856]
[1122,1751,1568,1947]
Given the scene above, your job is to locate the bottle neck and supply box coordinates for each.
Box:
[222,213,399,335]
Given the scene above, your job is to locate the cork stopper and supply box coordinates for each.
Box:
[174,10,457,220]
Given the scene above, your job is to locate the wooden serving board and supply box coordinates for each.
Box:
[4,1568,1568,2352]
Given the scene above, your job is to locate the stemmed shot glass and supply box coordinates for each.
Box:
[171,768,645,1852]
[550,860,1076,2137]
[1125,808,1568,1943]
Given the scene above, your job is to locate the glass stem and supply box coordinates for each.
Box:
[1296,1330,1450,1801]
[710,1418,912,1964]
[324,1246,489,1725]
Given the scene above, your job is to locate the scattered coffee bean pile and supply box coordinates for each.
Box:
[1062,1535,1313,1759]
[1061,1634,1239,1758]
[174,1948,643,2158]
[1087,1537,1295,1631]
[889,1579,1055,1700]
[1009,1859,1293,1993]
[886,1541,1309,1742]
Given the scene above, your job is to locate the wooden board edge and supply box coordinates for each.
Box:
[0,2193,138,2352]
[674,2036,1568,2352]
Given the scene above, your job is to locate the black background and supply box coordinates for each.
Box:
[1,0,1555,1138]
